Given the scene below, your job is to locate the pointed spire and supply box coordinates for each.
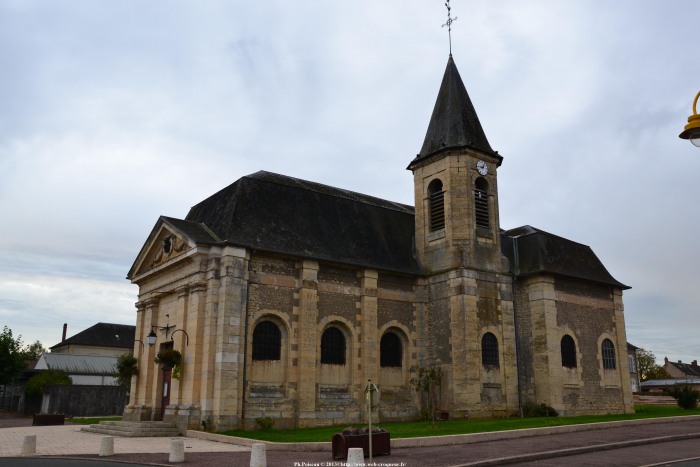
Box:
[409,56,498,169]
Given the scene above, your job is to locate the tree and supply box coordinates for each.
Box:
[409,364,443,422]
[25,370,72,396]
[0,326,26,386]
[636,347,671,381]
[23,340,46,362]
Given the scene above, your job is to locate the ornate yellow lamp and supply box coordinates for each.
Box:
[679,90,700,147]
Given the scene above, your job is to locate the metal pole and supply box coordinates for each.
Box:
[367,379,373,463]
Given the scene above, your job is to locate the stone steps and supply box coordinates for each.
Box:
[634,394,678,406]
[81,421,180,437]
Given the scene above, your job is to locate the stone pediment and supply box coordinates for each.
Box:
[149,229,189,268]
[128,216,219,281]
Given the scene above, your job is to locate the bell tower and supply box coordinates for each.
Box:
[408,55,505,274]
[408,55,518,419]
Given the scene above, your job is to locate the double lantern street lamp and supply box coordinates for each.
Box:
[679,90,700,147]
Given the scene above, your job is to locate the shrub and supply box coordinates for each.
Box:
[255,416,275,430]
[522,402,558,417]
[116,354,138,389]
[667,386,699,410]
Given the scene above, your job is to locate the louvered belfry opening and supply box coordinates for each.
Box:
[428,179,445,232]
[474,177,489,229]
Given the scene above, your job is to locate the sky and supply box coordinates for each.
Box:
[1,1,699,365]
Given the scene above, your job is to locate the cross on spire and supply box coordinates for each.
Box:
[442,0,458,55]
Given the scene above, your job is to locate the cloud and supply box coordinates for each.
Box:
[0,268,137,349]
[0,0,699,363]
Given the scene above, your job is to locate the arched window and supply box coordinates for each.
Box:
[321,327,346,365]
[481,332,499,367]
[427,179,445,232]
[474,177,489,229]
[380,332,402,368]
[252,320,281,361]
[561,335,577,368]
[602,339,616,369]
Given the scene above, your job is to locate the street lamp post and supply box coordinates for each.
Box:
[365,380,379,463]
[679,90,700,147]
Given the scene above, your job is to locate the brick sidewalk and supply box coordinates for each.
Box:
[0,425,249,457]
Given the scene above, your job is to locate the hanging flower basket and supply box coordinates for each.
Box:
[154,349,182,369]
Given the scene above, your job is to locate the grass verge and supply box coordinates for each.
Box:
[66,416,122,425]
[217,405,700,443]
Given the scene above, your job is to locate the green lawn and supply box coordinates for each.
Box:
[218,405,700,443]
[66,416,122,425]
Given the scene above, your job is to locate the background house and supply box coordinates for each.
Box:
[6,322,136,416]
[34,353,119,386]
[639,357,700,395]
[32,353,127,416]
[50,322,135,357]
[627,343,641,393]
[663,357,700,381]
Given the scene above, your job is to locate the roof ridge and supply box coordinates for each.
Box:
[506,225,592,247]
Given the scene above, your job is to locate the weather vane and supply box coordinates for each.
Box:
[442,0,458,55]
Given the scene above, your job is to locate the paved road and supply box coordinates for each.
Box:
[514,438,700,466]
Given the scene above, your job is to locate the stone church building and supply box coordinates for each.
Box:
[125,55,634,431]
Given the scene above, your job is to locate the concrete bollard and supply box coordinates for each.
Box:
[346,447,364,467]
[21,435,36,456]
[250,443,267,467]
[169,438,185,463]
[99,436,114,457]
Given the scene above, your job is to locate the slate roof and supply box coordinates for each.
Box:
[133,171,628,288]
[500,225,630,289]
[161,216,221,244]
[36,353,118,375]
[667,361,700,378]
[641,379,700,387]
[184,171,423,275]
[50,323,135,351]
[409,55,500,170]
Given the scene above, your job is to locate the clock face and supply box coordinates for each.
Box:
[476,160,488,176]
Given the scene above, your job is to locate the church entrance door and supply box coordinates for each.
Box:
[160,367,172,421]
[157,341,174,421]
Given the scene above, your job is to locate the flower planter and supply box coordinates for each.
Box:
[331,429,391,460]
[32,413,65,426]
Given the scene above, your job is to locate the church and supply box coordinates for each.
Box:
[124,54,634,431]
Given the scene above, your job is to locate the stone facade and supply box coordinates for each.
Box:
[125,243,423,430]
[514,275,633,415]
